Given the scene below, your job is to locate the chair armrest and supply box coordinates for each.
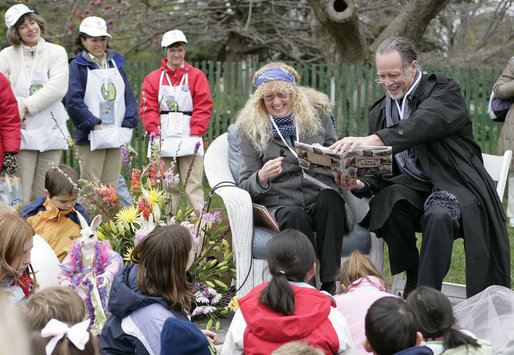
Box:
[212,185,254,293]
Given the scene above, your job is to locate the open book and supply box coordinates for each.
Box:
[252,203,280,232]
[294,141,393,178]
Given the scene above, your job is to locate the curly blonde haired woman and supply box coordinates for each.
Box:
[236,62,348,293]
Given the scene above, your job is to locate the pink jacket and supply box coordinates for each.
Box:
[333,276,396,355]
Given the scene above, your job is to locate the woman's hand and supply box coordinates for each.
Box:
[93,124,102,130]
[201,329,218,344]
[330,134,384,154]
[20,106,29,128]
[257,156,284,187]
[335,172,365,190]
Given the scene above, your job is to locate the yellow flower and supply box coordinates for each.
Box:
[226,296,239,311]
[222,239,230,250]
[123,247,134,262]
[146,188,163,205]
[117,206,139,224]
[97,231,105,241]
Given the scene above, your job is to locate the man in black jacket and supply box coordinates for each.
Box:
[332,37,510,298]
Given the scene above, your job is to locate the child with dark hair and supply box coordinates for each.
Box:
[364,297,432,355]
[334,251,396,354]
[406,286,492,354]
[101,224,217,355]
[20,164,89,261]
[222,229,354,355]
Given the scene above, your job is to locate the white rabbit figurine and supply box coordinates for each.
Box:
[58,213,122,334]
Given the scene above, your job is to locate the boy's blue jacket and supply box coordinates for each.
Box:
[65,49,139,144]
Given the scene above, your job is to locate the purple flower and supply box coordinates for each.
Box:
[194,291,209,304]
[120,145,130,177]
[211,293,222,305]
[164,169,179,185]
[192,306,216,316]
[201,210,222,224]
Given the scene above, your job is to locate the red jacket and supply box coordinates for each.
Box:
[236,282,351,355]
[139,59,212,137]
[0,73,21,166]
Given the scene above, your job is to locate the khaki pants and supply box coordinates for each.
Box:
[163,155,205,214]
[16,150,62,204]
[76,145,122,193]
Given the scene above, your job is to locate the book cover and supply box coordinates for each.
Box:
[294,141,393,178]
[252,203,280,232]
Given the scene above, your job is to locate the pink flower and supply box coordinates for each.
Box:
[67,23,74,31]
[105,4,112,10]
[149,27,154,34]
[154,17,159,23]
[116,8,121,15]
[201,210,222,224]
[134,229,150,245]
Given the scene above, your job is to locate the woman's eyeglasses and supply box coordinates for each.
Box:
[263,92,289,102]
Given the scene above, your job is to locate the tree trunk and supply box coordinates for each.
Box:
[371,0,451,52]
[308,0,370,64]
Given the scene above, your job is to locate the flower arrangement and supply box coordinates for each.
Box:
[84,141,237,330]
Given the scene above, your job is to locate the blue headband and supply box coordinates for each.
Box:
[255,68,296,88]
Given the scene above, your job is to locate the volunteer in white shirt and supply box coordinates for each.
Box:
[65,16,139,192]
[0,4,71,204]
[139,30,213,213]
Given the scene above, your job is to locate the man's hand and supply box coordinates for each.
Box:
[334,172,365,190]
[257,156,284,187]
[330,134,384,154]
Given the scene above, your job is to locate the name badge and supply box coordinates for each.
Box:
[99,101,115,125]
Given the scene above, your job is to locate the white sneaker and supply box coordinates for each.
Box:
[509,218,514,227]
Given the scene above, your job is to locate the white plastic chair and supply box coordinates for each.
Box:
[204,132,384,297]
[391,150,513,302]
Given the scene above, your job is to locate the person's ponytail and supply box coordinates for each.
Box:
[258,229,316,316]
[259,270,295,315]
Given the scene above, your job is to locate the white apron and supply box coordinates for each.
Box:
[85,59,133,151]
[152,68,204,157]
[14,43,71,152]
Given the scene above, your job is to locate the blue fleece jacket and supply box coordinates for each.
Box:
[65,49,139,145]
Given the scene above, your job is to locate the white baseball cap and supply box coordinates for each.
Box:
[5,4,34,29]
[79,16,112,38]
[161,30,187,48]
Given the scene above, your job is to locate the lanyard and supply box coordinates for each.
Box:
[19,43,40,86]
[162,70,188,102]
[268,115,334,190]
[268,114,299,158]
[394,69,422,120]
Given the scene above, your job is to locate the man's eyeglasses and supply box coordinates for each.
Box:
[374,78,399,84]
[263,92,289,102]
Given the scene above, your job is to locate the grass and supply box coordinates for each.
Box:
[202,181,514,291]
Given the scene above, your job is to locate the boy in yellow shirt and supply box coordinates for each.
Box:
[20,164,89,261]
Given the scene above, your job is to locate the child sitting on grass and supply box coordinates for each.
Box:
[20,164,90,261]
[364,297,432,355]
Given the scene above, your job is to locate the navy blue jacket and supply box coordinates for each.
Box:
[101,264,189,354]
[65,49,139,145]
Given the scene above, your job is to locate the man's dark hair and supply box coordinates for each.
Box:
[376,37,417,69]
[365,297,419,355]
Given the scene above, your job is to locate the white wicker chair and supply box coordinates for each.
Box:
[204,132,384,297]
[391,150,513,302]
